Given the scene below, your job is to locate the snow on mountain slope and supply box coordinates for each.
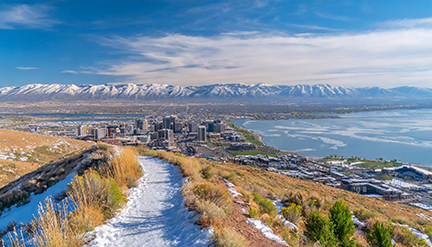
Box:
[1,83,432,101]
[86,156,212,247]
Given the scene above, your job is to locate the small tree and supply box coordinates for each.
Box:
[305,210,339,247]
[282,203,302,224]
[367,221,394,247]
[329,200,356,247]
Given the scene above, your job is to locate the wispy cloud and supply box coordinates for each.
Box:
[287,24,341,31]
[61,70,78,74]
[380,17,432,29]
[87,26,432,87]
[315,12,357,21]
[16,67,37,70]
[0,4,60,29]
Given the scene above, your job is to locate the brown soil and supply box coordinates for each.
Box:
[215,177,284,247]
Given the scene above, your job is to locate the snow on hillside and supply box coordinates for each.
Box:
[85,156,212,247]
[0,172,76,230]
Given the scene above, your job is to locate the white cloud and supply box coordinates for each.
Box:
[90,25,432,87]
[16,67,37,70]
[0,4,59,29]
[381,17,432,29]
[61,70,78,74]
[315,12,357,22]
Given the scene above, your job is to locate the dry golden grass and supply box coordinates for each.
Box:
[209,161,432,230]
[27,199,83,247]
[99,147,142,190]
[9,146,141,247]
[0,159,39,188]
[212,227,248,247]
[0,129,91,187]
[0,129,91,158]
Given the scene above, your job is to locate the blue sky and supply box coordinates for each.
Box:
[1,0,432,88]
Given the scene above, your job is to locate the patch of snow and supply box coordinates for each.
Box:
[222,178,242,198]
[272,200,299,232]
[0,172,77,230]
[246,218,288,246]
[241,208,248,214]
[86,157,212,247]
[352,215,366,228]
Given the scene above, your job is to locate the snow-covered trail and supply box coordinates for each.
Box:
[87,156,212,247]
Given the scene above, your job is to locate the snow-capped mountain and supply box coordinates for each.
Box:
[1,83,432,101]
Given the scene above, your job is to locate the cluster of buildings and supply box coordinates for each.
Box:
[232,155,432,205]
[10,113,432,209]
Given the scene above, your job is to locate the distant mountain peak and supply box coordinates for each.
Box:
[1,83,432,102]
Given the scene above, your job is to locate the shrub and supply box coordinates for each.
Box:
[281,203,302,224]
[424,225,432,241]
[393,226,420,246]
[196,200,226,219]
[252,193,278,217]
[391,217,408,225]
[281,227,300,247]
[367,221,394,247]
[353,208,376,222]
[249,208,259,218]
[96,141,109,150]
[283,192,306,208]
[213,227,247,247]
[193,183,230,210]
[329,200,357,247]
[305,210,339,247]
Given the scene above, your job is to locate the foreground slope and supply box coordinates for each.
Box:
[0,129,92,187]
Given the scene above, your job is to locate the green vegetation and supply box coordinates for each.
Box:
[252,192,278,217]
[353,208,376,222]
[354,160,403,170]
[229,150,276,157]
[226,122,264,146]
[367,221,394,247]
[329,200,357,247]
[305,210,339,246]
[281,203,302,224]
[322,154,404,170]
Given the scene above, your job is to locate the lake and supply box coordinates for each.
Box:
[236,109,432,166]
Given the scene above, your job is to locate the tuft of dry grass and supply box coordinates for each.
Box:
[99,147,142,190]
[213,227,248,247]
[21,199,82,247]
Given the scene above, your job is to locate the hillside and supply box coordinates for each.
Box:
[0,129,92,187]
[141,149,432,246]
[2,83,432,102]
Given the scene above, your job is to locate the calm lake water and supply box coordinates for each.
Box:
[236,109,432,166]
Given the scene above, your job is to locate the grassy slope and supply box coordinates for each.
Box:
[353,160,403,170]
[0,129,92,187]
[139,149,432,246]
[212,161,430,222]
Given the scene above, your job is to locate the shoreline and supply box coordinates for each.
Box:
[235,120,432,172]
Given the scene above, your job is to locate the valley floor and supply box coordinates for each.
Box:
[86,156,212,247]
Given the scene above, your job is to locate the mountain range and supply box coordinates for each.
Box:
[1,83,432,101]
